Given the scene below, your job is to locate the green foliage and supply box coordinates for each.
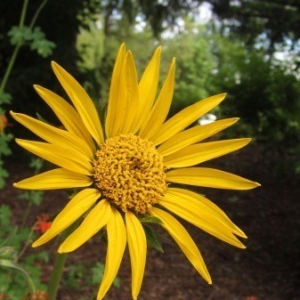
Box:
[143,225,164,253]
[0,203,48,299]
[212,0,300,50]
[29,27,56,57]
[162,22,217,115]
[91,262,120,288]
[76,15,157,108]
[212,42,300,148]
[0,132,13,188]
[64,261,120,294]
[0,93,12,110]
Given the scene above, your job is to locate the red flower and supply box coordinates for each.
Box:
[33,214,52,233]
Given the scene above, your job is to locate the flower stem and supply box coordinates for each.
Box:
[47,252,68,300]
[47,221,78,299]
[0,0,29,95]
[29,0,49,30]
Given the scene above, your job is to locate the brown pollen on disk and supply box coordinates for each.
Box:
[92,134,167,214]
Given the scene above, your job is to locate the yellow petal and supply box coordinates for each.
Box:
[34,85,95,152]
[139,58,175,139]
[119,51,139,134]
[164,138,251,168]
[15,139,92,175]
[105,44,127,137]
[177,188,247,238]
[32,188,100,247]
[160,188,246,248]
[97,209,126,300]
[58,200,112,253]
[10,112,94,159]
[151,93,226,145]
[166,167,261,190]
[51,61,104,145]
[14,168,92,190]
[125,211,147,300]
[132,46,161,133]
[157,118,239,156]
[107,51,140,136]
[150,207,211,284]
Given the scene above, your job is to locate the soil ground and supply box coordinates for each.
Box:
[2,144,300,300]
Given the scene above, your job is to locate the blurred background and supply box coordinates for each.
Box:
[0,1,299,299]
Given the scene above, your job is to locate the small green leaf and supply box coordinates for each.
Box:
[140,215,163,225]
[0,246,17,260]
[30,39,56,57]
[91,262,120,287]
[29,157,44,171]
[31,27,45,40]
[0,92,12,105]
[91,262,104,284]
[8,26,32,45]
[143,225,164,253]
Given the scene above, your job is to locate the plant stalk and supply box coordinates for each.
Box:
[47,252,68,300]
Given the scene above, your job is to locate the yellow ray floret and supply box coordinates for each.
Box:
[15,139,92,175]
[150,207,212,284]
[97,208,126,299]
[51,61,104,145]
[157,117,239,156]
[34,85,96,152]
[58,200,112,253]
[14,168,92,190]
[139,58,175,140]
[125,211,147,299]
[133,46,162,133]
[167,167,260,190]
[33,188,100,247]
[161,188,246,247]
[163,138,251,168]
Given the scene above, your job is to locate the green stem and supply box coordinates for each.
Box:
[0,259,36,294]
[0,0,49,96]
[0,41,22,95]
[47,222,78,299]
[47,252,68,300]
[17,229,34,260]
[0,0,29,95]
[29,0,49,30]
[19,0,30,28]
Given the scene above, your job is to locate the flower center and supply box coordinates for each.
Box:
[93,134,167,214]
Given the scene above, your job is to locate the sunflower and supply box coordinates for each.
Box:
[11,44,260,299]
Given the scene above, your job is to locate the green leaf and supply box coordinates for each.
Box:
[0,259,36,294]
[0,246,17,260]
[8,26,32,45]
[31,27,46,40]
[0,92,12,105]
[29,158,44,171]
[91,262,104,284]
[140,215,163,225]
[143,225,164,253]
[0,205,12,227]
[91,262,120,287]
[30,39,56,58]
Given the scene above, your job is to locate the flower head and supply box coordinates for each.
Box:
[11,44,260,299]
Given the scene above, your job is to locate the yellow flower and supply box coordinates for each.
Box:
[11,44,260,299]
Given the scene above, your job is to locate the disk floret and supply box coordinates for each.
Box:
[93,134,167,214]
